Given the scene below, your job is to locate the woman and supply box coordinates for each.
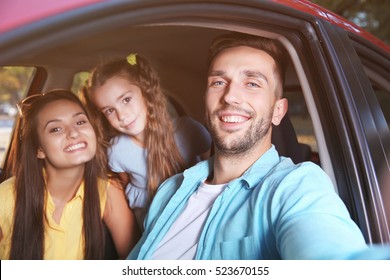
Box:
[0,89,139,259]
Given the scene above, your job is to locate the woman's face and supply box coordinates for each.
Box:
[36,99,97,170]
[91,76,148,147]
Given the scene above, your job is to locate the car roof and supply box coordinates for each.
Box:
[0,0,102,33]
[1,0,389,53]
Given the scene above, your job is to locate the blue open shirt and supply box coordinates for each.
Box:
[129,146,390,259]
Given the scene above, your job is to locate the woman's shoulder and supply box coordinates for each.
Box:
[0,177,16,215]
[0,177,15,195]
[97,177,120,191]
[96,177,125,217]
[102,177,129,215]
[101,177,126,196]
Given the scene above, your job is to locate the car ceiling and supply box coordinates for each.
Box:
[6,24,300,122]
[7,24,230,121]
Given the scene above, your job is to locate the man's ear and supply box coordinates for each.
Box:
[272,98,288,126]
[37,147,46,159]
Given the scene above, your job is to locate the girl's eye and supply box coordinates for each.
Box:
[123,97,132,103]
[49,127,61,133]
[104,108,114,116]
[76,120,87,125]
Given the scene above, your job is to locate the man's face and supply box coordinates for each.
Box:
[205,45,286,157]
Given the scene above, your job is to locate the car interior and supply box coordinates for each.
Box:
[0,18,333,258]
[0,24,322,166]
[2,0,390,247]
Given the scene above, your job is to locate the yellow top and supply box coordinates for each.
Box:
[0,177,107,259]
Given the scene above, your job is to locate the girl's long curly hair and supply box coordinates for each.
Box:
[80,55,184,199]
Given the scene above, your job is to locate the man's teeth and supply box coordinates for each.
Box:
[221,116,246,123]
[65,143,86,151]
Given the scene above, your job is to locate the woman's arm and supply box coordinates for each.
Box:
[103,179,140,259]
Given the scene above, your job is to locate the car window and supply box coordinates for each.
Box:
[71,71,90,94]
[285,89,318,153]
[0,66,36,167]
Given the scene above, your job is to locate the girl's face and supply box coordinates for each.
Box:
[91,76,148,146]
[36,99,97,170]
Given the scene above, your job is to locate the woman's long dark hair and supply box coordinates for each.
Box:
[8,89,106,259]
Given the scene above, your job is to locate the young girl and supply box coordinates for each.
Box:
[80,54,211,229]
[0,89,139,259]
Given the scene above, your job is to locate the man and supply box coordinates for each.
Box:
[128,32,390,259]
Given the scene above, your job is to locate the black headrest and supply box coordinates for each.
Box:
[271,114,305,164]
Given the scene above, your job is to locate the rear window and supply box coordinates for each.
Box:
[71,71,90,94]
[0,66,36,167]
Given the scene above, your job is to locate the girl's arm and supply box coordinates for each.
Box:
[103,179,140,259]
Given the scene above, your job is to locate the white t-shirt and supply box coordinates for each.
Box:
[151,181,227,260]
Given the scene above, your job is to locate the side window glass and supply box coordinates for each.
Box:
[0,66,36,167]
[286,89,319,164]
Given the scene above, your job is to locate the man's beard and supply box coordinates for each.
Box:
[207,106,273,157]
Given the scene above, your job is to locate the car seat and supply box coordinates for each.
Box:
[271,113,312,164]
